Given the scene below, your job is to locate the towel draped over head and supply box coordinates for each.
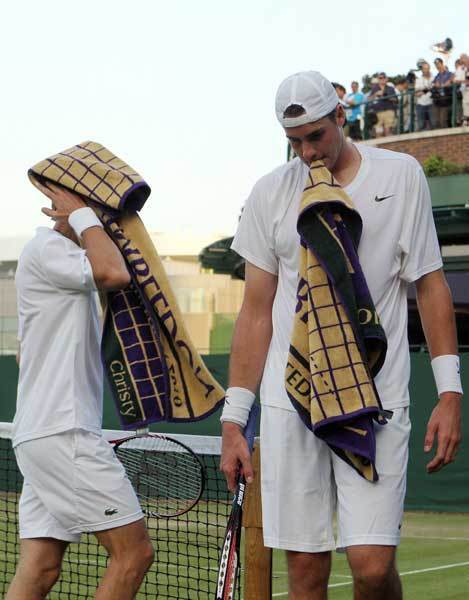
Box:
[29,141,225,429]
[286,161,390,482]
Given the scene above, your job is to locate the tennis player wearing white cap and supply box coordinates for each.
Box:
[220,71,462,599]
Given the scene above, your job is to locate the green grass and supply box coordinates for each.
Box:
[270,512,469,599]
[2,492,469,599]
[0,493,234,599]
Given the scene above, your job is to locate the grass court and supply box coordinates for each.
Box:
[1,490,468,599]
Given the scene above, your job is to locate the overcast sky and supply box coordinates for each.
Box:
[1,0,467,240]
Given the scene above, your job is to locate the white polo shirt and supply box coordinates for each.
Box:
[13,227,103,447]
[232,145,442,411]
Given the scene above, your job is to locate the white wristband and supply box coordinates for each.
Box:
[220,387,256,428]
[68,207,103,239]
[431,355,463,396]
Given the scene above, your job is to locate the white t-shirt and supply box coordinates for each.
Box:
[13,227,103,447]
[232,145,442,411]
[454,66,467,84]
[415,75,433,106]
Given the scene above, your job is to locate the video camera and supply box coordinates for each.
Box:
[406,58,428,85]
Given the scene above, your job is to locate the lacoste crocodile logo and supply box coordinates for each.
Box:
[374,194,395,202]
[104,507,118,516]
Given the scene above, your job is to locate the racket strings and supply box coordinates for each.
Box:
[115,436,204,517]
[117,450,202,488]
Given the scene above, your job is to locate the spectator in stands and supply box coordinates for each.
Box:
[363,77,379,138]
[368,72,398,137]
[395,78,411,132]
[415,61,434,130]
[460,54,469,126]
[333,83,348,106]
[332,83,350,137]
[332,84,349,113]
[345,81,365,140]
[432,58,454,129]
[454,58,467,125]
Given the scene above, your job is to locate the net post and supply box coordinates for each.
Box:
[242,442,272,599]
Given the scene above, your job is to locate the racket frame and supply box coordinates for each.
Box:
[110,427,205,518]
[216,404,259,600]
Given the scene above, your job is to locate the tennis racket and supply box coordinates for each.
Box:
[110,429,204,518]
[216,404,259,600]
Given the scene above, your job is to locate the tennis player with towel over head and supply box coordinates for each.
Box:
[220,71,462,599]
[7,181,154,599]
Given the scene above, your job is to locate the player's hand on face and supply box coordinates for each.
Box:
[220,422,254,492]
[34,180,87,221]
[424,392,462,473]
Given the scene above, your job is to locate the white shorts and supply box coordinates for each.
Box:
[15,429,144,542]
[260,405,410,553]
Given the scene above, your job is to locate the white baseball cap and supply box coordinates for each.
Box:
[275,71,339,128]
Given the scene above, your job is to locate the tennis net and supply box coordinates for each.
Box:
[0,423,241,599]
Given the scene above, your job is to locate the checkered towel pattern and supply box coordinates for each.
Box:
[286,162,388,482]
[29,142,225,429]
[28,141,150,212]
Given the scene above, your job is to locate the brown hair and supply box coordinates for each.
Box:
[283,104,337,123]
[283,104,306,118]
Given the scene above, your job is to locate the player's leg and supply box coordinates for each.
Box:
[5,480,76,600]
[346,544,401,600]
[5,538,69,600]
[286,550,332,600]
[73,431,154,598]
[15,431,151,597]
[94,519,154,600]
[260,406,336,598]
[334,407,410,600]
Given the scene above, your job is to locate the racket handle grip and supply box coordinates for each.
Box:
[243,404,259,453]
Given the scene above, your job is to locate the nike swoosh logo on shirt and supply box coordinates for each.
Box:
[374,194,395,202]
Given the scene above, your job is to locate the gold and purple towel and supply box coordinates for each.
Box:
[286,161,389,482]
[29,141,225,429]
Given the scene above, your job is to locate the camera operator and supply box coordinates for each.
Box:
[431,58,454,128]
[415,61,434,130]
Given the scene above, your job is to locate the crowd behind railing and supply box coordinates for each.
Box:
[333,53,469,140]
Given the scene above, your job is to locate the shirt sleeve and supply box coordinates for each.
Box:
[40,235,97,292]
[231,179,279,275]
[399,165,443,283]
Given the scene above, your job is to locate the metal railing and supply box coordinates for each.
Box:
[285,82,466,161]
[359,83,464,139]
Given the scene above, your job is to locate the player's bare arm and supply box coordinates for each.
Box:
[415,268,462,473]
[220,262,277,491]
[35,180,130,291]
